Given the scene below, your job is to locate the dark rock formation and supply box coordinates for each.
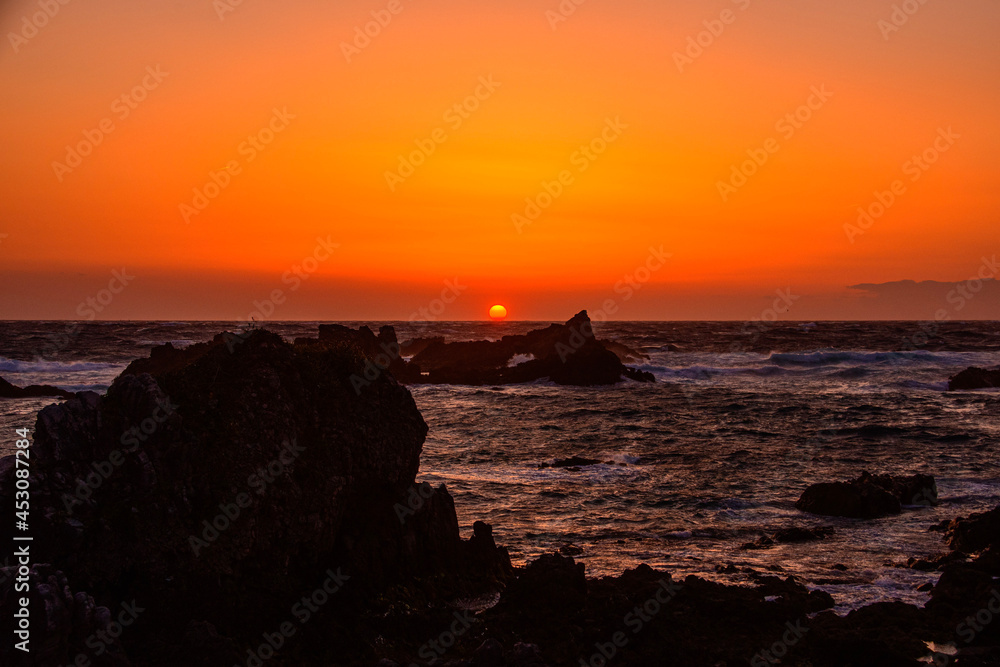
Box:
[948,366,1000,390]
[945,505,1000,554]
[0,375,74,399]
[407,311,654,386]
[291,311,653,387]
[795,472,937,519]
[9,325,999,665]
[373,548,995,666]
[0,328,511,665]
[796,481,899,519]
[312,322,414,381]
[867,471,939,507]
[462,558,841,667]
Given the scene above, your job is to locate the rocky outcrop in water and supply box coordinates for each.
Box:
[0,328,511,665]
[0,375,74,399]
[948,366,1000,390]
[289,311,653,387]
[406,310,654,385]
[795,471,937,519]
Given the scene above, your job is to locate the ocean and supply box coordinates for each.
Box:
[1,320,998,615]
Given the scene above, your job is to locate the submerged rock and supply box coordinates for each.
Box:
[773,526,835,543]
[539,455,608,469]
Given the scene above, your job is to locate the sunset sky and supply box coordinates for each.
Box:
[1,0,998,320]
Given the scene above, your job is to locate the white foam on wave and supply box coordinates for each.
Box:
[507,353,535,367]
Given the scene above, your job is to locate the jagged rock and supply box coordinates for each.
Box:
[0,375,74,399]
[0,328,511,664]
[408,311,654,386]
[867,472,938,507]
[500,553,587,613]
[795,472,936,519]
[905,552,963,572]
[928,563,996,607]
[948,366,1000,390]
[288,312,654,387]
[946,505,1000,553]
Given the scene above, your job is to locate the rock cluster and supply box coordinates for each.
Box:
[3,325,999,665]
[406,310,653,385]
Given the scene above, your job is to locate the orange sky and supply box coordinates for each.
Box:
[1,0,998,320]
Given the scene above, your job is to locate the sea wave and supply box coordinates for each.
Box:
[638,364,811,380]
[0,357,123,373]
[766,349,967,367]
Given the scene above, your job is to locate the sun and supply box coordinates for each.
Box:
[489,304,508,321]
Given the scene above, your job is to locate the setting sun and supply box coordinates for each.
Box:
[489,304,508,321]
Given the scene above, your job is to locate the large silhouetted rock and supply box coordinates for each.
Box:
[408,311,653,386]
[0,328,511,664]
[287,312,653,387]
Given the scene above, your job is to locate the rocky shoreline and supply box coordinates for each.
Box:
[1,325,998,665]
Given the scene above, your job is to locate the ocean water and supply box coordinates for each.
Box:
[1,320,999,614]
